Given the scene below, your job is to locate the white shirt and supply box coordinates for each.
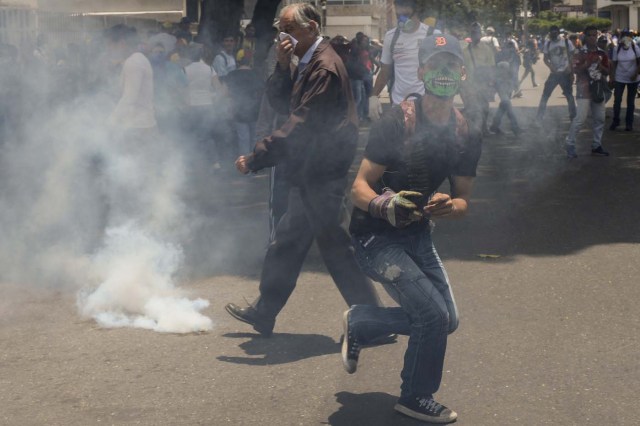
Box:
[110,52,156,129]
[185,60,217,106]
[381,23,430,104]
[612,44,640,83]
[296,36,323,79]
[543,37,574,73]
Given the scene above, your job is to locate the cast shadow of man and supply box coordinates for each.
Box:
[327,391,427,425]
[217,332,339,365]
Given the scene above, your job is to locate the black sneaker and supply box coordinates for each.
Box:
[395,396,457,424]
[341,308,360,374]
[591,146,610,157]
[609,122,619,131]
[225,303,274,337]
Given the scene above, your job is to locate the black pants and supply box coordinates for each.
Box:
[254,177,382,320]
[612,81,639,128]
[537,72,576,120]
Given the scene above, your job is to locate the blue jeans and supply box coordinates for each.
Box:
[565,97,605,150]
[235,121,256,157]
[363,72,373,118]
[350,79,365,120]
[351,228,459,399]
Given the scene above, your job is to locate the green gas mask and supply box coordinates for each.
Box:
[422,62,462,98]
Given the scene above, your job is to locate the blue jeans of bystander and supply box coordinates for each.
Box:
[565,97,605,150]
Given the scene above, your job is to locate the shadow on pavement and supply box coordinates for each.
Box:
[217,332,339,365]
[326,391,428,426]
[435,105,640,261]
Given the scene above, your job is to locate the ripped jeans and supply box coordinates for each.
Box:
[351,227,459,399]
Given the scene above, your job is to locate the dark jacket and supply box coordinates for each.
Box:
[246,39,358,183]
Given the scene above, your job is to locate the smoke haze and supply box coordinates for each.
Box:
[0,63,214,333]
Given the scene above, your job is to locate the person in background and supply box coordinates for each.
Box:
[490,61,522,136]
[175,17,193,43]
[461,22,497,135]
[568,33,582,51]
[148,42,187,135]
[184,43,222,169]
[213,34,237,77]
[535,25,576,122]
[237,23,257,68]
[369,0,434,118]
[107,25,156,132]
[609,29,640,131]
[519,35,539,89]
[565,25,610,158]
[481,26,501,55]
[223,56,263,160]
[346,38,367,123]
[356,32,374,122]
[497,40,522,98]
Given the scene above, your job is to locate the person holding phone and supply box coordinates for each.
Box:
[343,34,482,424]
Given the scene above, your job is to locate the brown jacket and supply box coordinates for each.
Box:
[247,39,358,183]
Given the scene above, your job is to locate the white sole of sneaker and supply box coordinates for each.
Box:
[341,309,357,374]
[394,403,457,424]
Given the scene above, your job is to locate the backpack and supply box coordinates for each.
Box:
[615,42,640,66]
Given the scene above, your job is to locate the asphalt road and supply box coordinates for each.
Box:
[1,61,639,426]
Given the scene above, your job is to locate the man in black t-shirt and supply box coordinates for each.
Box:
[342,34,481,424]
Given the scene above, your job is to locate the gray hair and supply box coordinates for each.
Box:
[280,3,322,36]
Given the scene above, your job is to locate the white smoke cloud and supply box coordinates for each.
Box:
[78,224,212,333]
[0,58,214,333]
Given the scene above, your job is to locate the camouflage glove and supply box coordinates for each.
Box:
[368,189,424,228]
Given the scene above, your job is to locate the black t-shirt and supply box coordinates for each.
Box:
[349,101,482,236]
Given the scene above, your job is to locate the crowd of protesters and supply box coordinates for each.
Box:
[1,2,639,422]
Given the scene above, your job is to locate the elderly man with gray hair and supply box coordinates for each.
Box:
[226,2,384,336]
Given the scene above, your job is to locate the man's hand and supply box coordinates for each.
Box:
[369,96,383,120]
[235,156,250,175]
[276,37,294,71]
[424,193,455,217]
[368,189,424,228]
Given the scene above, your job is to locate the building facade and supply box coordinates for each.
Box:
[280,0,390,41]
[0,0,185,49]
[597,0,639,30]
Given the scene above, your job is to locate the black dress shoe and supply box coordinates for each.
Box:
[225,303,274,337]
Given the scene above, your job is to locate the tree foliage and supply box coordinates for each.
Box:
[416,0,605,35]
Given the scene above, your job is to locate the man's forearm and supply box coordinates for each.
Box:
[372,64,391,97]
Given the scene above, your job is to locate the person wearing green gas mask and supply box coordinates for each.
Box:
[344,34,482,424]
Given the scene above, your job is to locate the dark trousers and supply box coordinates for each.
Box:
[492,100,521,133]
[537,72,576,120]
[268,165,291,243]
[254,177,382,320]
[520,61,537,86]
[612,81,639,128]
